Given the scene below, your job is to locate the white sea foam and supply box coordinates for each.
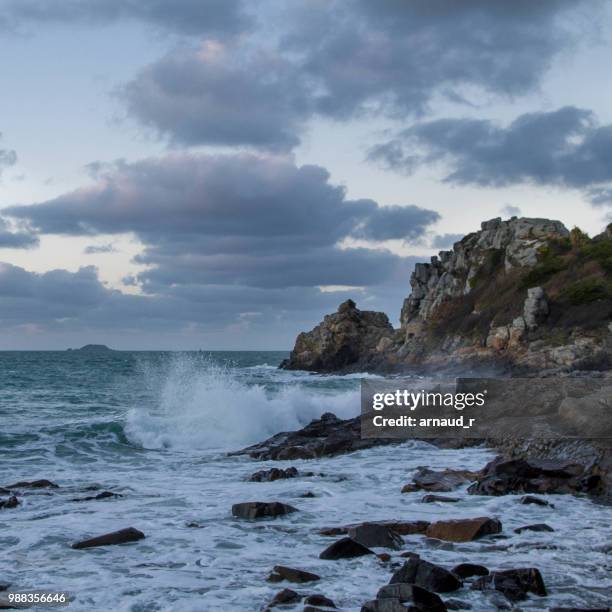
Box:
[125,356,359,450]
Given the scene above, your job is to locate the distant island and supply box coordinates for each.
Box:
[66,344,115,352]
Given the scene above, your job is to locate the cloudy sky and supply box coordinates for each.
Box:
[0,0,611,350]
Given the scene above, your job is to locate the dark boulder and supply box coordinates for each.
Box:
[471,568,546,602]
[468,457,591,496]
[71,527,145,549]
[266,588,301,608]
[347,523,404,550]
[320,520,429,538]
[266,566,320,584]
[231,502,298,519]
[0,496,20,510]
[376,583,447,611]
[249,467,299,482]
[71,491,122,502]
[514,523,554,534]
[451,563,489,579]
[421,495,460,503]
[425,517,502,543]
[304,594,336,608]
[389,557,461,593]
[519,495,554,507]
[319,537,374,560]
[403,468,477,493]
[5,479,58,489]
[362,601,412,612]
[234,412,397,461]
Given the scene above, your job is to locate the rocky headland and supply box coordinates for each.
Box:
[281,217,612,375]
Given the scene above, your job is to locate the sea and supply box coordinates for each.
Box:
[1,351,611,611]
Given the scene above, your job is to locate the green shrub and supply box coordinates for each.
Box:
[520,257,565,288]
[560,279,609,304]
[569,226,590,248]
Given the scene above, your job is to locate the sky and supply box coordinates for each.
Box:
[0,0,611,350]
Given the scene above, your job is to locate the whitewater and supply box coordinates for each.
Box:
[1,351,610,611]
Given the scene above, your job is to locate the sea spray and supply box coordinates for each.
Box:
[125,354,359,450]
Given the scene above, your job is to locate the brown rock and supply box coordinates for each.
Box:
[347,523,403,550]
[71,527,145,549]
[266,566,320,584]
[425,517,502,543]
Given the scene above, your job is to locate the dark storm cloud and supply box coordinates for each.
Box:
[118,0,589,149]
[369,107,612,207]
[6,154,438,291]
[121,45,311,151]
[0,0,250,36]
[0,218,38,249]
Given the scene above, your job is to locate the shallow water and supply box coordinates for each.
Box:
[1,352,611,610]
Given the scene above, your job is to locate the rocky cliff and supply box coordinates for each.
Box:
[282,217,612,374]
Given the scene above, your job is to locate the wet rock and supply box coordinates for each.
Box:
[304,594,336,608]
[389,557,461,593]
[71,527,145,549]
[402,467,477,493]
[266,588,301,608]
[425,517,502,543]
[514,523,554,533]
[300,491,316,498]
[347,523,404,550]
[231,502,298,519]
[549,608,611,611]
[249,467,299,482]
[0,583,10,592]
[376,583,447,611]
[0,496,20,510]
[280,299,395,372]
[422,495,460,503]
[71,491,122,502]
[234,413,397,461]
[0,488,10,495]
[320,520,429,538]
[451,563,489,579]
[319,537,374,560]
[468,457,588,496]
[266,566,320,584]
[519,495,554,507]
[471,568,546,602]
[5,479,58,489]
[377,553,391,562]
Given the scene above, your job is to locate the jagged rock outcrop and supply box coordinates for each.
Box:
[282,217,611,374]
[280,299,396,372]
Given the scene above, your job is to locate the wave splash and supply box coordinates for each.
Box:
[125,356,359,451]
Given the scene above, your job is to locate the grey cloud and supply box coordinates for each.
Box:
[431,233,463,249]
[121,45,311,151]
[0,0,250,36]
[0,133,17,177]
[0,218,38,249]
[118,0,590,149]
[370,107,612,207]
[5,154,436,298]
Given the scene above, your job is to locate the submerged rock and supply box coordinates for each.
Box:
[233,412,397,461]
[0,496,20,510]
[425,517,502,543]
[231,502,298,519]
[389,557,462,593]
[471,567,546,602]
[421,494,461,503]
[374,583,448,611]
[71,527,145,549]
[248,467,299,482]
[266,588,301,608]
[402,467,477,493]
[5,479,59,489]
[514,523,554,534]
[320,520,429,538]
[519,495,554,507]
[71,491,122,502]
[267,566,320,584]
[319,537,374,560]
[304,594,336,608]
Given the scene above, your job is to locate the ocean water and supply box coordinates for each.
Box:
[1,351,610,611]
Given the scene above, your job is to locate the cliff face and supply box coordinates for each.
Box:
[283,217,612,374]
